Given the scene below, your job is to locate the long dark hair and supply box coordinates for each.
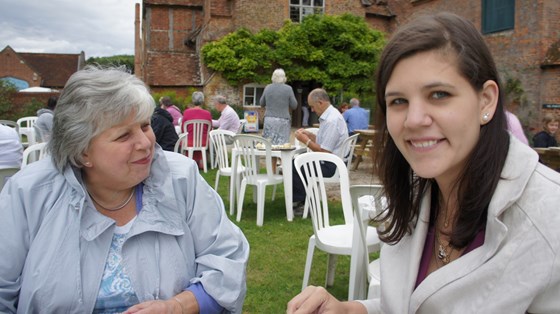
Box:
[374,13,509,247]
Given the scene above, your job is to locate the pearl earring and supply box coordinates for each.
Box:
[482,113,490,121]
[84,162,91,167]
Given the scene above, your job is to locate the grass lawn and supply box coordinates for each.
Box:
[199,167,378,313]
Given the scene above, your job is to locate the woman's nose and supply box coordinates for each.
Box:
[135,129,153,150]
[403,101,432,129]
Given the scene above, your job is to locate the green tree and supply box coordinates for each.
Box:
[0,80,17,120]
[87,55,135,73]
[202,13,385,96]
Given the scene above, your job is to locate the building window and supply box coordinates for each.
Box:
[243,84,265,106]
[482,0,515,34]
[290,0,325,23]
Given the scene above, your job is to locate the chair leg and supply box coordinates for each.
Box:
[214,173,220,191]
[256,184,266,226]
[236,180,247,222]
[302,237,316,291]
[202,150,208,173]
[326,254,338,287]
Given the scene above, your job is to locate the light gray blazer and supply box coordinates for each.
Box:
[359,137,560,313]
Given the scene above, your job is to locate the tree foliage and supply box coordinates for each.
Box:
[86,55,135,73]
[201,14,385,95]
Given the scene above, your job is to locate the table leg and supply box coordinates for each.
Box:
[281,150,294,221]
[229,151,238,216]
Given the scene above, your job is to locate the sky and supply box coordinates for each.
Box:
[0,0,141,58]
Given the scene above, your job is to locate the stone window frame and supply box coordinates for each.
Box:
[289,0,325,23]
[243,84,265,106]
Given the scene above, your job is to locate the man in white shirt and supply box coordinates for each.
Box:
[292,88,348,215]
[0,124,23,169]
[212,95,240,134]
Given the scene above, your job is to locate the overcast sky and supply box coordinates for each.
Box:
[0,0,141,58]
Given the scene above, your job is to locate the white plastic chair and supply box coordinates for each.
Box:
[179,119,212,173]
[294,152,381,299]
[21,142,48,168]
[349,184,385,300]
[302,133,360,218]
[16,116,38,147]
[210,129,243,199]
[233,134,283,226]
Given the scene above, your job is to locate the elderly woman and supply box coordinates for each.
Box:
[0,66,249,313]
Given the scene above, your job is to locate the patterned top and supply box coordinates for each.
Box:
[93,218,139,313]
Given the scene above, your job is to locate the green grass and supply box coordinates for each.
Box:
[199,167,378,313]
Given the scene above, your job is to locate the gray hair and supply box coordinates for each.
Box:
[192,91,205,106]
[49,65,155,172]
[271,68,287,83]
[213,95,228,105]
[349,98,360,107]
[308,88,330,103]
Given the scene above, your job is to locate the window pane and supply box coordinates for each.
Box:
[256,88,264,103]
[314,0,323,6]
[302,0,311,5]
[290,7,300,22]
[290,0,300,4]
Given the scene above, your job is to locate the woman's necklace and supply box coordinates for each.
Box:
[435,199,453,266]
[87,187,135,211]
[435,230,452,265]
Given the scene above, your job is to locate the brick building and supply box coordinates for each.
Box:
[135,0,559,131]
[0,45,86,90]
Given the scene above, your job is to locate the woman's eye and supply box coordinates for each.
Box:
[431,91,450,100]
[117,133,130,141]
[388,98,407,106]
[142,123,151,131]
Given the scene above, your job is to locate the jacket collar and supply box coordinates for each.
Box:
[73,147,184,241]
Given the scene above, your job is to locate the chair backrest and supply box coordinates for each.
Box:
[16,116,38,129]
[21,142,48,168]
[210,129,236,169]
[233,134,276,183]
[181,119,212,149]
[294,152,354,233]
[338,133,360,166]
[0,167,20,191]
[349,184,385,300]
[174,132,188,154]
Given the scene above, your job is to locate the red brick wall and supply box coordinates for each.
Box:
[0,48,42,88]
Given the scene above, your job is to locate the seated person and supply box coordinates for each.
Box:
[532,113,558,147]
[212,95,240,142]
[0,66,249,313]
[0,124,23,169]
[35,96,57,142]
[343,98,369,135]
[182,91,212,169]
[151,106,178,151]
[292,88,348,215]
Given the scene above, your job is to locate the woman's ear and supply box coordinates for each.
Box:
[479,80,499,125]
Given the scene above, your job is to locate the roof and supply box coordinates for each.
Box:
[17,50,86,88]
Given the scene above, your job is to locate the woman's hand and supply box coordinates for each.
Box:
[122,299,178,314]
[287,286,367,314]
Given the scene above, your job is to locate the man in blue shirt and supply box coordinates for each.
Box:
[343,98,369,135]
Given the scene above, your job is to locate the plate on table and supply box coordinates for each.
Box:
[255,143,295,151]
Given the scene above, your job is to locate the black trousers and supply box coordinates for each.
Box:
[292,160,337,202]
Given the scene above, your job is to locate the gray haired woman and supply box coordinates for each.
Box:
[260,68,298,171]
[0,66,249,313]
